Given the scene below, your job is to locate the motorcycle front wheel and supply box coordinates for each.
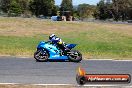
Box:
[68,50,82,62]
[76,75,87,85]
[34,50,49,62]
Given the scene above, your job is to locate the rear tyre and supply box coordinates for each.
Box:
[34,49,49,62]
[68,50,82,62]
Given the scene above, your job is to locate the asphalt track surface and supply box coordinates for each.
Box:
[0,56,132,86]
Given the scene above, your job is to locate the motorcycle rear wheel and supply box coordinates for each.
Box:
[34,50,49,62]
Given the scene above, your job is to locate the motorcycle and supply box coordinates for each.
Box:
[34,41,82,62]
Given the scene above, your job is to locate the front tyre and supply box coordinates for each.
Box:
[68,50,82,62]
[76,75,86,85]
[34,50,49,62]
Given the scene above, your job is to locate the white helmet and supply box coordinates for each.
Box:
[49,34,55,40]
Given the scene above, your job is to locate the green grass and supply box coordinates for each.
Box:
[0,17,132,59]
[0,29,132,59]
[0,34,48,56]
[58,29,132,59]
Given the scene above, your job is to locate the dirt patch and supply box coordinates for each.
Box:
[1,17,132,37]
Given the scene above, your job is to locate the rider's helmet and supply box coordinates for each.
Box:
[49,34,55,40]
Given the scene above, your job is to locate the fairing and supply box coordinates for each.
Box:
[37,41,69,60]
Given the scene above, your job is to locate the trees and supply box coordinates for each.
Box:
[52,5,59,16]
[30,0,56,16]
[127,0,132,19]
[112,0,130,20]
[19,0,31,13]
[0,0,2,12]
[0,0,131,20]
[0,0,31,16]
[59,0,73,21]
[94,0,132,20]
[77,4,96,19]
[94,0,113,20]
[0,0,11,13]
[111,0,132,20]
[8,0,22,16]
[60,0,73,11]
[0,0,56,17]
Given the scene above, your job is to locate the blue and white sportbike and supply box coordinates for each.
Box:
[34,41,82,62]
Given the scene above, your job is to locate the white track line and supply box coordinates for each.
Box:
[88,59,113,60]
[33,84,72,86]
[82,85,132,87]
[82,85,118,87]
[0,83,71,86]
[0,83,20,85]
[87,59,132,61]
[0,83,131,87]
[114,60,132,62]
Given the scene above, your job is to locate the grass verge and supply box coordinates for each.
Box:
[0,17,132,59]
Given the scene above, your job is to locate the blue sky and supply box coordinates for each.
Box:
[55,0,100,5]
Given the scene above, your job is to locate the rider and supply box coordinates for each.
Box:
[49,34,69,53]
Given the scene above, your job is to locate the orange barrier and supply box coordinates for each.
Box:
[76,67,131,85]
